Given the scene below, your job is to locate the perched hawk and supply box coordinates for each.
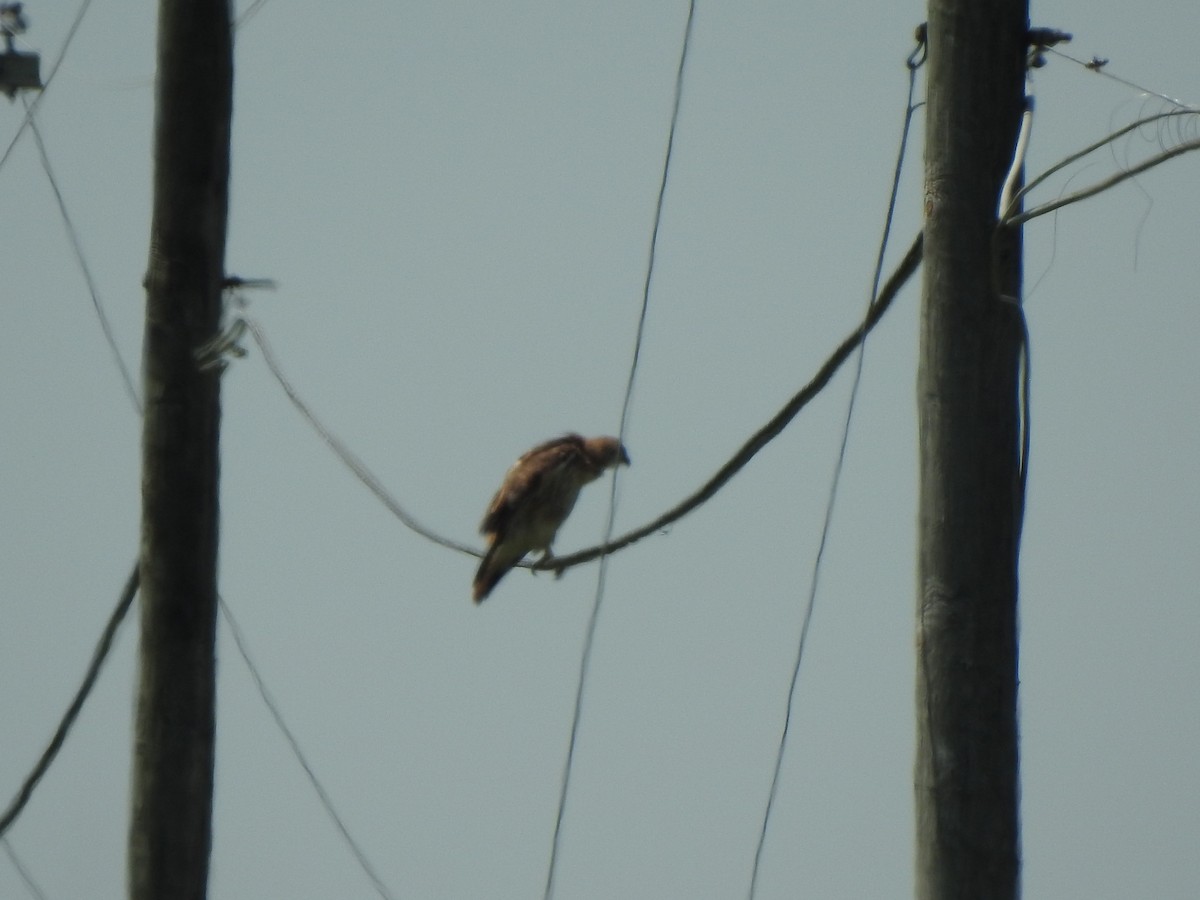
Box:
[473,434,630,603]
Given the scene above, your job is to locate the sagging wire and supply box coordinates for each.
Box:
[21,95,141,414]
[219,596,398,900]
[1002,109,1199,224]
[748,27,925,899]
[247,234,923,580]
[2,837,50,900]
[0,563,139,840]
[242,317,480,559]
[1005,133,1200,227]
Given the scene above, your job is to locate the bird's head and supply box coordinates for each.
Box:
[583,435,631,470]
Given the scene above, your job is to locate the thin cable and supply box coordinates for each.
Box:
[0,562,139,838]
[748,46,923,898]
[542,4,695,898]
[1046,46,1197,111]
[0,0,97,178]
[245,320,477,557]
[613,0,694,447]
[22,97,142,414]
[2,837,50,900]
[234,0,272,29]
[1006,109,1197,219]
[218,597,398,900]
[999,100,1034,219]
[1006,136,1200,227]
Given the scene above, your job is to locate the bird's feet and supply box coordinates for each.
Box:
[531,550,566,580]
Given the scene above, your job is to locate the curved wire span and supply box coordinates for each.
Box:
[251,233,923,578]
[0,562,139,839]
[538,232,924,575]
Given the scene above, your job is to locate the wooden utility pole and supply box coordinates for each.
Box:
[916,1,1028,898]
[129,1,232,898]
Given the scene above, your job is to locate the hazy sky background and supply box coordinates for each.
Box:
[2,1,1198,898]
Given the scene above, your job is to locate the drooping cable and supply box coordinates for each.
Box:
[250,233,922,575]
[2,837,50,900]
[22,98,142,413]
[748,37,925,898]
[245,320,477,557]
[219,597,398,900]
[0,563,139,839]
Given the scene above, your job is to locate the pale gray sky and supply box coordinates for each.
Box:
[2,2,1198,898]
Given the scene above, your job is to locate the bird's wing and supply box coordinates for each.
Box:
[480,435,585,539]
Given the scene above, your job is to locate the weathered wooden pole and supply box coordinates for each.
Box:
[916,1,1029,897]
[128,1,232,897]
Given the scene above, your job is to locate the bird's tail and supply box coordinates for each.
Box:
[472,546,511,603]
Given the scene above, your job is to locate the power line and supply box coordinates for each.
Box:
[1006,135,1200,227]
[22,97,142,414]
[541,4,695,897]
[243,225,924,721]
[248,231,922,582]
[287,200,908,552]
[1004,108,1198,222]
[234,0,273,29]
[218,596,398,900]
[2,837,50,900]
[0,0,97,178]
[1046,46,1197,111]
[238,81,923,583]
[748,38,925,898]
[546,234,923,573]
[0,562,139,839]
[245,319,477,558]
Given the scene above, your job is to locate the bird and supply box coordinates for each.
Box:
[473,434,630,603]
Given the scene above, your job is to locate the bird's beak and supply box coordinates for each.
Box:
[619,447,631,466]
